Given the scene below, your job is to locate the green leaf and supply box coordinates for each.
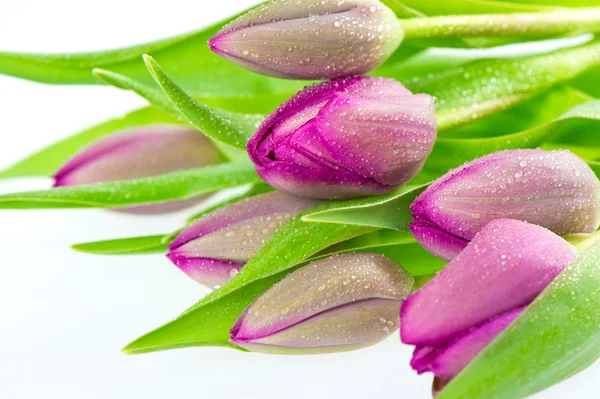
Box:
[301,185,428,230]
[124,272,288,353]
[72,235,168,255]
[425,98,600,176]
[0,11,305,102]
[0,161,260,209]
[408,41,600,131]
[123,226,441,354]
[438,237,600,399]
[94,64,263,150]
[441,85,592,139]
[0,106,181,179]
[142,55,263,149]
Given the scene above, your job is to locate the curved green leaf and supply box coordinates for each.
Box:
[142,55,263,149]
[0,107,181,179]
[0,161,260,209]
[94,64,263,150]
[438,237,600,399]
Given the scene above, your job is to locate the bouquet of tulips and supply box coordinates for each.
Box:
[3,0,600,397]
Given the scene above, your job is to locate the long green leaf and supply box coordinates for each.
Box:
[302,185,428,230]
[72,235,168,255]
[0,161,260,209]
[438,237,600,398]
[0,107,181,179]
[407,41,600,131]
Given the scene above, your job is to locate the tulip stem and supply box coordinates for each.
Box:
[400,7,600,40]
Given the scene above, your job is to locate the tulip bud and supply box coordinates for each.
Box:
[54,125,221,213]
[410,149,600,260]
[401,219,576,381]
[231,253,414,354]
[167,192,320,288]
[209,0,403,80]
[247,76,437,199]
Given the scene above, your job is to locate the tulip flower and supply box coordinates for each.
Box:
[401,219,576,384]
[410,149,600,261]
[231,253,414,354]
[54,125,221,213]
[167,192,320,288]
[209,0,403,80]
[247,76,437,199]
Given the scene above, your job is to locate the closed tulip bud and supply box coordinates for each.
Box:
[247,76,437,199]
[401,219,576,382]
[167,192,320,288]
[410,149,600,261]
[209,0,403,80]
[54,125,221,213]
[231,253,414,354]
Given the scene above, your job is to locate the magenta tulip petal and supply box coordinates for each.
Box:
[315,93,436,185]
[411,307,524,379]
[167,192,320,288]
[401,219,575,346]
[248,76,437,199]
[231,253,414,353]
[166,254,242,288]
[408,223,468,261]
[54,125,220,213]
[209,0,403,80]
[411,149,600,258]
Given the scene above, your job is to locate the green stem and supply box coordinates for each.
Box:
[401,7,600,39]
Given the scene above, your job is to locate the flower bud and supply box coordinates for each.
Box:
[247,76,437,199]
[167,192,320,288]
[401,219,576,381]
[209,0,403,80]
[54,125,221,213]
[410,149,600,260]
[231,253,414,354]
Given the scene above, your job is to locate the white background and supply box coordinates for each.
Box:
[0,1,598,398]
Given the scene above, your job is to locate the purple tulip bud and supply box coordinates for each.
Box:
[230,253,414,354]
[410,149,600,260]
[208,0,403,80]
[167,192,320,288]
[401,219,576,381]
[54,125,221,213]
[247,76,437,199]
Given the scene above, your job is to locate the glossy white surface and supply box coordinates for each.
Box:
[0,1,598,397]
